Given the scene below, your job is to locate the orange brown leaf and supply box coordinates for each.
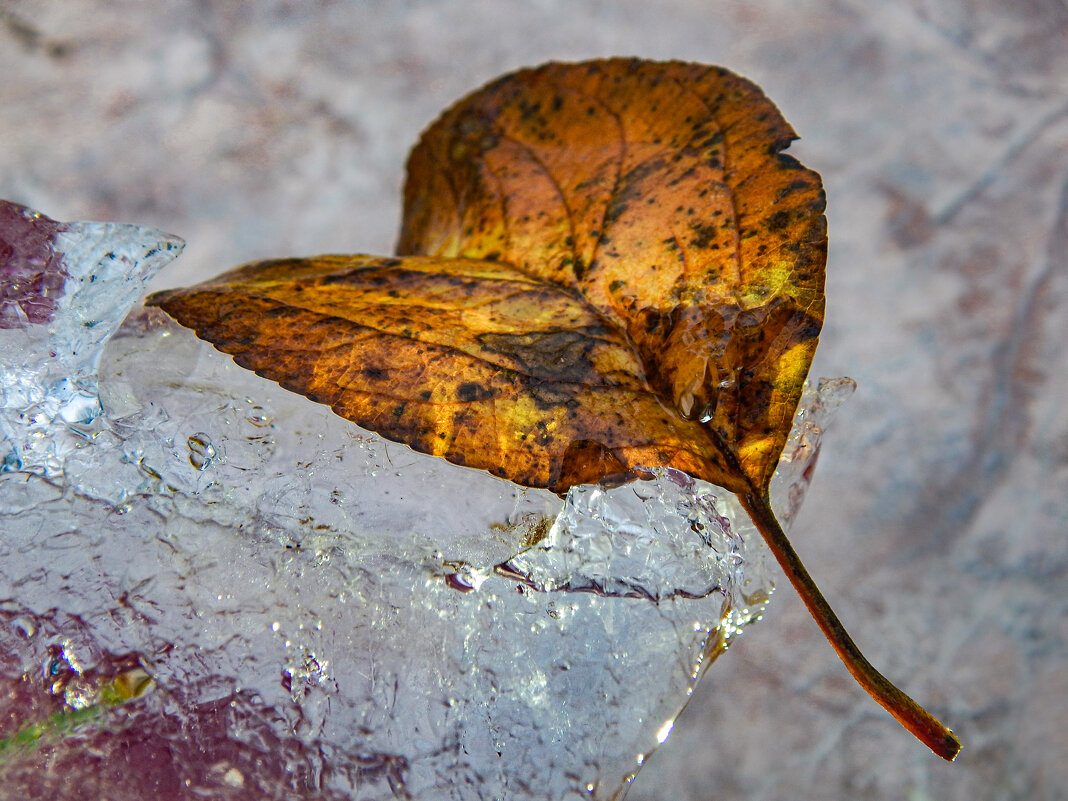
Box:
[146,58,959,761]
[399,60,826,494]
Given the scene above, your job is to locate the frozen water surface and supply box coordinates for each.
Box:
[0,202,852,800]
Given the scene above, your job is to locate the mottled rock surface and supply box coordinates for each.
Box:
[1,1,1065,799]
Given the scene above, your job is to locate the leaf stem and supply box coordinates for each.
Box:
[738,491,961,761]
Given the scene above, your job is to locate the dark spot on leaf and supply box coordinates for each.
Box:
[457,382,493,402]
[767,210,791,231]
[479,329,599,383]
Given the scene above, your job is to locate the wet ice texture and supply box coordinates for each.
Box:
[0,204,851,800]
[0,200,184,476]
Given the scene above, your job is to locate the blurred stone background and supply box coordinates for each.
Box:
[1,1,1065,799]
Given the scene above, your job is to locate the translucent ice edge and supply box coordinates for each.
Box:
[0,214,184,475]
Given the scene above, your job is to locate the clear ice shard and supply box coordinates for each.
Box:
[0,200,184,476]
[0,201,854,800]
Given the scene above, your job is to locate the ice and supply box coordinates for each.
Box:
[0,200,185,477]
[0,202,851,800]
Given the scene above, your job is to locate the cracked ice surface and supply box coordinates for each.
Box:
[0,203,849,800]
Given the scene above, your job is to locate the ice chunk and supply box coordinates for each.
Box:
[0,200,184,476]
[0,201,66,328]
[769,376,856,526]
[507,468,768,607]
[0,203,848,800]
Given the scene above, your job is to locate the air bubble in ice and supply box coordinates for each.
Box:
[186,432,217,470]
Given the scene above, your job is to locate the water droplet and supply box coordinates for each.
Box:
[655,719,674,743]
[245,405,272,427]
[64,684,95,710]
[187,432,216,470]
[678,390,695,418]
[1,450,22,472]
[47,655,69,678]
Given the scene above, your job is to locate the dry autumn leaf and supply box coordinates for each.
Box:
[147,59,959,760]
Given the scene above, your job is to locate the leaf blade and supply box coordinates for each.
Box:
[399,58,826,493]
[149,254,737,491]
